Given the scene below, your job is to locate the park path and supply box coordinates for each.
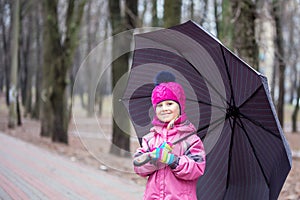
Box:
[0,132,144,200]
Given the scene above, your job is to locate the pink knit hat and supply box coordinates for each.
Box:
[151,72,186,113]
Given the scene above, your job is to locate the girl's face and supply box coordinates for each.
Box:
[155,100,180,123]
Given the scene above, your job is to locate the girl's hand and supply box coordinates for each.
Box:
[150,142,175,165]
[133,153,151,166]
[159,141,173,151]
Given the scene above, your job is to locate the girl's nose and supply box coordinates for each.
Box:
[161,103,168,111]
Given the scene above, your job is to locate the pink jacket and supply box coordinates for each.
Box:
[134,120,206,200]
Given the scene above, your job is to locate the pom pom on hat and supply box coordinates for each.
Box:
[154,71,176,86]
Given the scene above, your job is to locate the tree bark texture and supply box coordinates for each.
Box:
[20,10,34,117]
[0,0,12,106]
[272,0,285,126]
[86,1,94,117]
[125,0,138,29]
[32,2,43,119]
[8,0,20,129]
[152,0,159,27]
[109,0,137,156]
[216,0,233,49]
[41,0,86,144]
[292,79,300,132]
[40,0,60,138]
[230,0,259,70]
[163,0,182,27]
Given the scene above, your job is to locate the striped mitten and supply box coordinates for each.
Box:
[150,142,175,165]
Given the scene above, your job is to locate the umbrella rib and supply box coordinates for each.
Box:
[239,112,281,140]
[186,98,226,111]
[197,115,226,137]
[238,84,263,108]
[169,115,226,145]
[226,117,235,190]
[183,59,228,107]
[234,82,281,139]
[121,96,149,101]
[220,46,236,106]
[235,116,270,187]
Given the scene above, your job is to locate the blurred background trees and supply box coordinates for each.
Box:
[0,0,299,156]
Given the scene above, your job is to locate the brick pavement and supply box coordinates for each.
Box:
[0,132,144,200]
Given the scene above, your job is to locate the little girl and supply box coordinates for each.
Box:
[133,71,206,200]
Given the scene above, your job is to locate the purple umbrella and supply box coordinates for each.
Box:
[122,20,291,199]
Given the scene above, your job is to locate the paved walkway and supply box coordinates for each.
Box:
[0,132,144,200]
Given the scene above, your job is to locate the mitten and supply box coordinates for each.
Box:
[150,142,175,165]
[150,141,173,159]
[159,141,173,151]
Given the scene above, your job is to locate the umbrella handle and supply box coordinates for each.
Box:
[133,153,151,166]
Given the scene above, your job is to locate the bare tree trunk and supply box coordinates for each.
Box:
[152,0,159,27]
[199,0,208,26]
[189,0,194,20]
[41,0,86,144]
[271,60,277,101]
[292,76,300,132]
[230,0,259,70]
[0,0,12,106]
[272,0,285,126]
[215,0,233,49]
[214,0,219,36]
[32,2,43,119]
[125,0,138,29]
[286,3,297,105]
[289,60,297,104]
[96,26,109,116]
[16,93,22,125]
[86,0,94,117]
[40,0,57,137]
[8,0,20,129]
[51,68,69,143]
[21,10,34,117]
[109,0,137,156]
[0,1,4,92]
[163,0,182,27]
[109,0,124,156]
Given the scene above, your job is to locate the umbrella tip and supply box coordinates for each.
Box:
[154,71,176,85]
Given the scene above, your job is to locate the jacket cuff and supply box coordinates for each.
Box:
[169,156,180,169]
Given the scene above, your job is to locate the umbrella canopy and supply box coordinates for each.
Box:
[122,20,292,200]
